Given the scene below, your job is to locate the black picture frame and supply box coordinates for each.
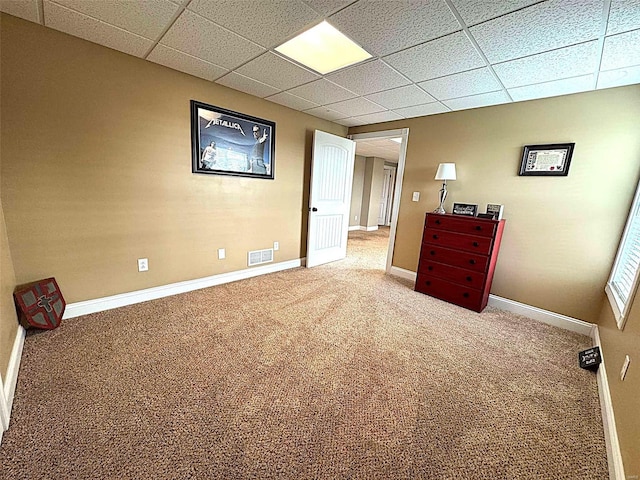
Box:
[190,100,275,179]
[519,143,574,176]
[452,203,478,217]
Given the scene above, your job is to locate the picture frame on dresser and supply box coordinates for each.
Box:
[452,203,478,216]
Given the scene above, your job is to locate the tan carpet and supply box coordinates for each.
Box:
[0,228,608,479]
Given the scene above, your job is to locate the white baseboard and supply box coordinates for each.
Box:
[348,226,360,231]
[487,295,594,336]
[592,326,626,480]
[4,326,25,417]
[348,226,380,232]
[366,226,378,231]
[389,266,417,281]
[64,258,304,319]
[0,372,7,433]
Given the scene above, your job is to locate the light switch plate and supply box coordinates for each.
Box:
[412,192,420,202]
[218,248,226,260]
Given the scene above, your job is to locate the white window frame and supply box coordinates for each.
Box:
[605,179,640,330]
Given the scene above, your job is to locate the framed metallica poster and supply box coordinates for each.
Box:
[519,143,574,176]
[190,100,275,179]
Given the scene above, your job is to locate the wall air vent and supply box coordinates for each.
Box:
[248,248,274,267]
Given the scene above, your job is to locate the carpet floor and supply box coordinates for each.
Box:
[0,228,608,479]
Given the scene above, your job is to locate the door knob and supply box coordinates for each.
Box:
[311,207,318,212]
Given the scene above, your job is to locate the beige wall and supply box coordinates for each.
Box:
[349,155,366,227]
[1,186,19,383]
[0,15,346,307]
[351,85,640,474]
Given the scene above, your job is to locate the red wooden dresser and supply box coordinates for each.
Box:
[415,213,505,312]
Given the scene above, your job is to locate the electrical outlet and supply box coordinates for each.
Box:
[137,258,148,272]
[273,241,279,251]
[218,248,226,260]
[620,355,631,381]
[354,215,358,221]
[412,192,420,202]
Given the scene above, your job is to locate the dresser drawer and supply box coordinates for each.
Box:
[419,245,489,273]
[423,227,493,255]
[415,274,483,311]
[418,260,485,289]
[426,214,496,238]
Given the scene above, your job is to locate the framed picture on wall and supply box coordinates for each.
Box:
[190,100,275,179]
[519,143,574,176]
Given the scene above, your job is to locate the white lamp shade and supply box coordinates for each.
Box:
[435,163,456,181]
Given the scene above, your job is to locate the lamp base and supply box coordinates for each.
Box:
[433,205,446,214]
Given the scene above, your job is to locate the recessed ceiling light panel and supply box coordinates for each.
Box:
[275,21,372,75]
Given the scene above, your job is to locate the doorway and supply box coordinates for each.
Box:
[347,128,409,274]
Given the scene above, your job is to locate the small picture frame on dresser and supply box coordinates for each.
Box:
[452,203,478,217]
[476,213,494,219]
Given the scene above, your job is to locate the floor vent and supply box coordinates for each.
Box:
[248,248,274,267]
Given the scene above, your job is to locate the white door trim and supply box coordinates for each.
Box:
[351,128,409,274]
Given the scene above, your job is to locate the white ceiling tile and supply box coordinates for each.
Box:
[216,72,280,98]
[188,0,320,48]
[384,31,485,82]
[470,0,604,63]
[325,97,385,116]
[442,90,511,110]
[160,10,265,69]
[365,85,436,109]
[348,111,403,125]
[601,29,640,71]
[303,0,354,16]
[335,117,363,127]
[266,92,319,110]
[328,0,460,56]
[0,0,41,22]
[303,106,349,121]
[449,0,540,26]
[43,1,153,57]
[235,52,319,91]
[493,41,600,88]
[287,78,356,104]
[607,0,640,35]
[147,44,227,81]
[52,0,180,39]
[418,67,501,100]
[597,65,640,89]
[508,75,594,101]
[393,103,450,118]
[326,59,410,95]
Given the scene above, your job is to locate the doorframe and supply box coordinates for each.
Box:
[349,128,409,274]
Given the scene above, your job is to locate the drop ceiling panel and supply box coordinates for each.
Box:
[328,0,461,56]
[348,110,403,125]
[52,0,180,39]
[326,97,385,116]
[470,0,605,63]
[303,106,349,121]
[418,67,501,100]
[288,78,356,104]
[235,52,320,91]
[493,41,600,88]
[449,0,541,26]
[326,60,410,95]
[188,0,320,48]
[393,103,450,118]
[600,29,640,71]
[508,75,594,102]
[384,32,485,82]
[148,45,228,81]
[43,1,153,57]
[160,10,265,69]
[335,117,363,127]
[365,85,436,110]
[303,0,355,16]
[597,65,640,89]
[266,92,319,110]
[216,72,280,98]
[443,90,511,111]
[607,0,640,35]
[0,0,41,22]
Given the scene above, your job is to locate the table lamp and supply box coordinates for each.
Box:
[434,163,456,214]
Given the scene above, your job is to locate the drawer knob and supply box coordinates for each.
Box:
[432,234,438,239]
[425,281,431,286]
[463,292,470,298]
[475,226,482,231]
[473,241,479,247]
[466,276,472,282]
[430,250,436,256]
[469,259,476,265]
[435,220,441,225]
[428,266,433,271]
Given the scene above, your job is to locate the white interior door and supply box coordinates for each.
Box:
[306,130,356,268]
[378,167,393,225]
